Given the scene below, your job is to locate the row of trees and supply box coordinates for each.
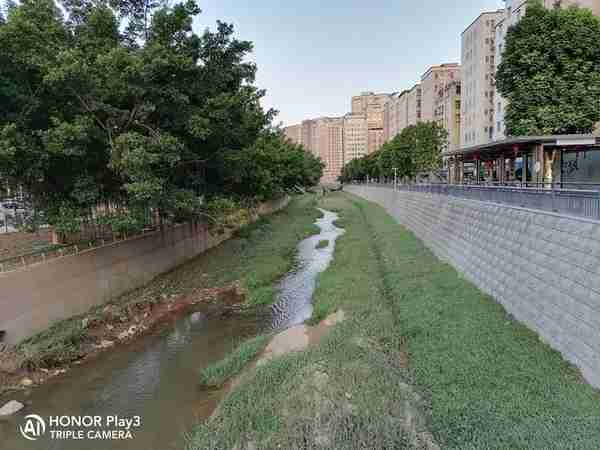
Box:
[339,122,447,183]
[0,0,323,232]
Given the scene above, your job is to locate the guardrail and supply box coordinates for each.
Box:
[357,182,600,222]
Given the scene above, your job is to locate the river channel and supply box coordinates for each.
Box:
[0,208,344,450]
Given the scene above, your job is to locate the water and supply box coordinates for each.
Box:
[0,208,343,450]
[270,209,345,329]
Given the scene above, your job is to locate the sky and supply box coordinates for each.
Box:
[193,1,504,127]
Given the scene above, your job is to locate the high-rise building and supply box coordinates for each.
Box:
[368,129,385,154]
[301,119,317,153]
[351,92,391,130]
[493,0,600,141]
[351,92,392,153]
[435,81,462,153]
[315,117,345,183]
[460,9,504,148]
[283,124,301,144]
[343,113,368,164]
[420,63,461,123]
[384,90,412,143]
[284,118,345,183]
[406,84,422,127]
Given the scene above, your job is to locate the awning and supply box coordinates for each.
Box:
[444,135,600,159]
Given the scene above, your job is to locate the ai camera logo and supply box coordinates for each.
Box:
[19,414,46,441]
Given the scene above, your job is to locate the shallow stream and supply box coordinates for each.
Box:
[0,208,343,450]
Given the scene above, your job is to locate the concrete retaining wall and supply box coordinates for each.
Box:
[347,185,600,388]
[0,197,289,347]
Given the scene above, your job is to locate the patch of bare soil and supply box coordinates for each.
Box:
[258,309,346,365]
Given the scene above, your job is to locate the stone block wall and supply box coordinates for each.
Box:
[347,185,600,388]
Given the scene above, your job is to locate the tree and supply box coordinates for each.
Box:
[496,0,600,136]
[339,122,446,183]
[0,0,313,231]
[221,130,324,201]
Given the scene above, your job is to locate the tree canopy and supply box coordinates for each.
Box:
[0,0,322,229]
[340,122,447,183]
[495,0,600,136]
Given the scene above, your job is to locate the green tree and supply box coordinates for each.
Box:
[340,122,446,183]
[496,0,600,136]
[222,130,324,200]
[1,0,313,231]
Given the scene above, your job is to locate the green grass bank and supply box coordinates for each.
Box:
[187,191,600,450]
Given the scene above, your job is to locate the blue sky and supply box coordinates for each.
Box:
[194,1,504,127]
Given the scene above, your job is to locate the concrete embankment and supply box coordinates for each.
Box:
[0,197,289,347]
[346,184,600,387]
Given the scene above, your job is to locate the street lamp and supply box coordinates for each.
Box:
[393,167,398,191]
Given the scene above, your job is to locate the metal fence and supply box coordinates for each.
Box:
[360,182,600,222]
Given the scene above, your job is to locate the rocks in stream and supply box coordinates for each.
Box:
[0,400,24,417]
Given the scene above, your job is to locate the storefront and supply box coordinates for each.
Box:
[445,135,600,189]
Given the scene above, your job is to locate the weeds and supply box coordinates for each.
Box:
[199,334,272,387]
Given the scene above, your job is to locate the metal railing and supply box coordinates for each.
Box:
[357,181,600,221]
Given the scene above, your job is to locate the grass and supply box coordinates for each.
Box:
[186,191,600,450]
[9,195,322,371]
[16,319,86,370]
[316,239,329,249]
[199,334,272,387]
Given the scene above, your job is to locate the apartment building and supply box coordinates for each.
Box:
[461,9,504,148]
[343,113,368,164]
[314,117,345,183]
[368,129,385,154]
[494,0,600,141]
[283,124,301,144]
[383,94,394,142]
[351,92,391,129]
[420,63,461,123]
[384,90,411,143]
[351,92,392,153]
[435,81,462,153]
[406,84,422,127]
[284,117,345,183]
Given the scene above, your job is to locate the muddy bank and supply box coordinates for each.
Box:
[0,283,249,397]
